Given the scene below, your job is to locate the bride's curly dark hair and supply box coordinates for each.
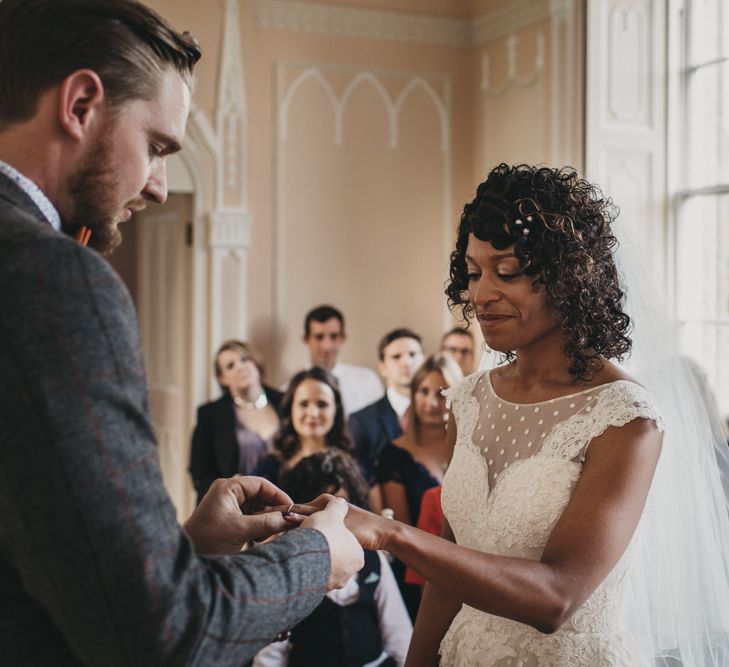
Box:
[446,163,632,381]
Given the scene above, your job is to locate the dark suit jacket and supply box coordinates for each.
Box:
[0,172,330,666]
[349,395,402,484]
[189,387,283,504]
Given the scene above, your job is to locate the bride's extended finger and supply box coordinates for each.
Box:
[301,493,337,509]
[287,503,321,516]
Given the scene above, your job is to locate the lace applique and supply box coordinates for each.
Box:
[439,374,662,666]
[542,381,664,462]
[442,372,489,547]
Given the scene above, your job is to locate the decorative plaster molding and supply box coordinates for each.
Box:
[256,0,471,47]
[472,0,551,44]
[188,106,219,157]
[216,0,248,208]
[549,0,574,16]
[275,60,453,359]
[280,66,449,151]
[208,210,252,248]
[480,31,545,95]
[256,0,553,47]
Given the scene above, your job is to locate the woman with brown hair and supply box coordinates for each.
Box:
[189,339,282,504]
[252,367,353,487]
[374,353,461,619]
[376,354,460,528]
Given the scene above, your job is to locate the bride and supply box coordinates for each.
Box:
[297,163,729,665]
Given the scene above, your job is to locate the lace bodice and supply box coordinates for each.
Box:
[439,369,663,666]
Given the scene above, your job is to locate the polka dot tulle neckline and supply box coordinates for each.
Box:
[469,370,620,481]
[486,371,624,407]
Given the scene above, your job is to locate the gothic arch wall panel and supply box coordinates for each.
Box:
[275,63,451,379]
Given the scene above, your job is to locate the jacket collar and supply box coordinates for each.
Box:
[0,165,60,229]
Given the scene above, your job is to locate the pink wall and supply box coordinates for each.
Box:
[144,0,582,385]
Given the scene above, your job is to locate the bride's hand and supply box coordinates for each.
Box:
[291,494,392,552]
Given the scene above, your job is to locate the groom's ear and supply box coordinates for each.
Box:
[57,69,106,143]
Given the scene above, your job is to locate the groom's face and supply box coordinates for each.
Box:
[66,67,190,255]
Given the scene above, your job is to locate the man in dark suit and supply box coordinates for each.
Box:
[349,328,424,484]
[0,1,362,665]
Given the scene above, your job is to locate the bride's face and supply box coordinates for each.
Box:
[465,234,562,354]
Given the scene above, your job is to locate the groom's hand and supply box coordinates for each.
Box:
[184,476,304,554]
[301,497,364,589]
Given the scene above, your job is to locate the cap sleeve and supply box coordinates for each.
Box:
[544,381,664,461]
[441,370,486,406]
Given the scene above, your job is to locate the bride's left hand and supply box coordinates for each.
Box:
[286,494,392,551]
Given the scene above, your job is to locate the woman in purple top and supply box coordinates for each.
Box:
[189,339,282,505]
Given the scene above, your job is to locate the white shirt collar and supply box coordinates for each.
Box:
[387,386,410,418]
[0,160,61,231]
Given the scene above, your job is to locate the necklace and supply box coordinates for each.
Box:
[233,391,268,410]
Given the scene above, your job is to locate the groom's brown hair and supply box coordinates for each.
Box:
[0,0,200,130]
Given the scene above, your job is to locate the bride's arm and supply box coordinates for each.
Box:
[345,416,662,634]
[405,412,461,665]
[405,518,462,667]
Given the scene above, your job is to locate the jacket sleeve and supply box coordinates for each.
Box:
[0,236,330,666]
[348,410,377,485]
[348,410,370,459]
[189,404,218,504]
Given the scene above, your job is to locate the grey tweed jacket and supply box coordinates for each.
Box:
[0,172,330,666]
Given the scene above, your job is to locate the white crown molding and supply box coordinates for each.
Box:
[255,0,472,47]
[255,0,555,47]
[472,0,552,44]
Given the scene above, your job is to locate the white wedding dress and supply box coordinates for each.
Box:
[438,369,663,667]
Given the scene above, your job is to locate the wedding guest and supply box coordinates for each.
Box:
[403,486,443,587]
[349,328,424,492]
[440,327,476,375]
[254,450,412,667]
[300,305,383,416]
[375,354,460,619]
[189,340,282,504]
[254,367,353,486]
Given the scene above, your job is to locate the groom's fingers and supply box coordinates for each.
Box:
[230,476,293,509]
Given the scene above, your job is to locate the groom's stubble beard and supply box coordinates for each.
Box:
[65,129,125,257]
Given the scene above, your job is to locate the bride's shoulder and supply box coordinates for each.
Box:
[588,361,642,390]
[589,363,663,424]
[442,368,487,402]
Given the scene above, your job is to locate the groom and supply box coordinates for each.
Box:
[0,1,362,664]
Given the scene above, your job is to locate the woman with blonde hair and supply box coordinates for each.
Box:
[189,340,282,504]
[375,353,461,619]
